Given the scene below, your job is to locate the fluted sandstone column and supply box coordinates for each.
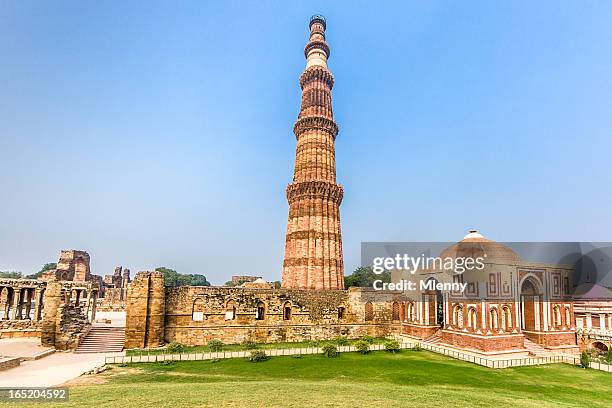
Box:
[282,15,344,290]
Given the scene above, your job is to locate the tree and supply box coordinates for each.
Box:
[155,267,210,287]
[0,271,23,279]
[25,263,56,279]
[344,266,391,289]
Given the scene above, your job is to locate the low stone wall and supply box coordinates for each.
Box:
[0,320,43,339]
[440,330,525,352]
[0,357,21,372]
[523,330,577,348]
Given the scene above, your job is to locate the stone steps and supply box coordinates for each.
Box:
[524,338,555,357]
[423,330,444,344]
[75,326,125,353]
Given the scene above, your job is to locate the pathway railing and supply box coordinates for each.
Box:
[105,340,612,373]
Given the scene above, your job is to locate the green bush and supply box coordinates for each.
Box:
[308,340,321,347]
[606,351,612,364]
[361,335,375,344]
[208,339,224,352]
[322,343,339,358]
[241,339,258,350]
[580,351,590,369]
[411,344,423,352]
[384,340,401,353]
[165,342,185,354]
[334,336,349,346]
[355,340,370,354]
[249,350,270,362]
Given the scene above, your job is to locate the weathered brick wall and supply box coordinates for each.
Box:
[125,271,165,349]
[53,305,90,350]
[0,320,43,339]
[98,288,127,311]
[125,272,405,348]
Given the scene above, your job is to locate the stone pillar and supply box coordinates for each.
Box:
[125,271,165,349]
[600,314,606,331]
[12,289,22,320]
[2,289,11,320]
[25,289,33,319]
[33,289,44,321]
[41,281,62,347]
[90,291,97,322]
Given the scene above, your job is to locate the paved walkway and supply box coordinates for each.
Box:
[0,351,124,387]
[0,338,53,359]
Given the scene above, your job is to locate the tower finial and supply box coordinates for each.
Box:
[310,14,326,30]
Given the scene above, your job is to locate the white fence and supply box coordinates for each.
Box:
[105,341,612,373]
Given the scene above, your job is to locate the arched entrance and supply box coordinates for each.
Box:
[520,276,541,331]
[592,341,609,353]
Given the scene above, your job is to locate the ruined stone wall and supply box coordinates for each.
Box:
[52,305,91,350]
[98,288,127,311]
[0,320,43,339]
[164,286,402,345]
[124,271,405,348]
[125,272,165,349]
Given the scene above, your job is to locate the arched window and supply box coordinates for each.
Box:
[283,302,292,320]
[225,300,236,320]
[392,302,400,321]
[501,306,512,331]
[453,305,464,328]
[565,307,571,327]
[192,298,205,321]
[467,307,478,331]
[365,302,374,321]
[255,301,265,320]
[489,307,499,331]
[338,306,345,320]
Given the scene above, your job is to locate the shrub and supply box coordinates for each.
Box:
[411,344,423,352]
[208,339,224,352]
[606,351,612,364]
[361,335,375,344]
[249,350,270,362]
[241,339,258,350]
[580,351,590,369]
[384,340,401,353]
[322,344,339,358]
[355,340,370,354]
[334,336,349,346]
[165,342,185,354]
[308,340,321,347]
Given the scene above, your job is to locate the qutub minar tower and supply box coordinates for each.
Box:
[282,15,344,290]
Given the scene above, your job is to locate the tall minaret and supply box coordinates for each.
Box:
[282,15,344,290]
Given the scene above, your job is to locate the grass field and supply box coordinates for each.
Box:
[5,350,611,408]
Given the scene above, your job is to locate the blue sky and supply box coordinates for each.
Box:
[1,1,611,284]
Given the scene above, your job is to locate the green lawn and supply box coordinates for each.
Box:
[5,350,611,408]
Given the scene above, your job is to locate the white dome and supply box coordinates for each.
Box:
[463,229,485,240]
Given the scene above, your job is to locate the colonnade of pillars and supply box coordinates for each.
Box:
[0,286,98,322]
[0,286,45,321]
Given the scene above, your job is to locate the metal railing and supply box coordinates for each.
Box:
[104,341,612,373]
